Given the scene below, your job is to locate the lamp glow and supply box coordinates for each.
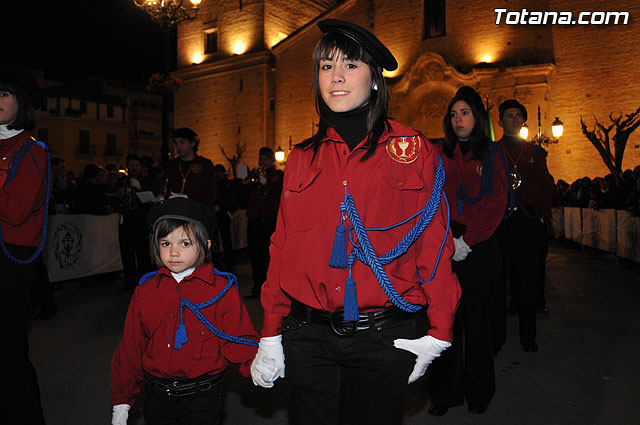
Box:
[275,146,285,162]
[232,41,246,55]
[520,124,529,140]
[551,117,564,138]
[192,53,203,64]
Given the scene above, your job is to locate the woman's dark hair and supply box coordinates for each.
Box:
[442,89,490,159]
[151,219,212,268]
[0,61,42,131]
[296,32,392,162]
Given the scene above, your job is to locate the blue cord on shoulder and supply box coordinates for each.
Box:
[138,270,159,285]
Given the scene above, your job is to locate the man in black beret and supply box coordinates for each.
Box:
[493,99,554,354]
[156,127,217,206]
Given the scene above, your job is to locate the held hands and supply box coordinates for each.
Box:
[452,236,472,261]
[111,404,130,425]
[251,335,285,388]
[393,335,451,384]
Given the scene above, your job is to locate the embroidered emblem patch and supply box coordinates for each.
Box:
[192,162,203,174]
[386,136,420,164]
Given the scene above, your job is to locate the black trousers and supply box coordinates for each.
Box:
[282,313,416,425]
[119,215,151,289]
[1,244,47,424]
[247,217,276,295]
[215,210,234,269]
[429,235,500,408]
[143,377,225,425]
[494,210,545,345]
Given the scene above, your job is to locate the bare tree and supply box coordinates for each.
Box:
[219,141,246,178]
[580,106,640,174]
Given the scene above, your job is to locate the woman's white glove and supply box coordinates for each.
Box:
[452,236,472,261]
[251,335,285,388]
[111,404,130,425]
[393,335,451,383]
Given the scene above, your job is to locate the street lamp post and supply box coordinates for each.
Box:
[133,0,203,165]
[529,105,564,147]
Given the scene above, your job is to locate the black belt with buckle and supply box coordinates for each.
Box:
[289,299,414,337]
[144,372,225,397]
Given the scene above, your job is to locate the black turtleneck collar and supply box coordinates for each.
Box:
[326,105,369,151]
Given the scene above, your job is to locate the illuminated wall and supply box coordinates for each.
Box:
[175,0,640,180]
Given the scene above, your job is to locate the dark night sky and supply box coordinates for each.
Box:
[4,0,173,86]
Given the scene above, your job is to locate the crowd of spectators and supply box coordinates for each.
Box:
[48,156,164,216]
[553,165,640,216]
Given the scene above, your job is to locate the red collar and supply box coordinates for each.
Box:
[156,263,217,287]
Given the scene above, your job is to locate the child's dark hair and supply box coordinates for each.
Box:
[151,218,212,267]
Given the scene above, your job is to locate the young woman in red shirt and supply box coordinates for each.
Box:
[249,19,461,425]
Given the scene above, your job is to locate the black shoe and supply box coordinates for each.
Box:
[428,405,448,416]
[521,340,539,352]
[468,405,487,414]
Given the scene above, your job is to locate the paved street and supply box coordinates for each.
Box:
[29,240,640,425]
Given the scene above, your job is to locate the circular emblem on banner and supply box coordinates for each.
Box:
[386,136,421,164]
[53,221,83,270]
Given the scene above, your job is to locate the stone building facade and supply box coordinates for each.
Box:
[174,0,640,182]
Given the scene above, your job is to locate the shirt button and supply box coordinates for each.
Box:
[298,183,302,188]
[343,150,347,155]
[397,181,404,187]
[167,343,171,348]
[335,286,341,292]
[172,313,176,318]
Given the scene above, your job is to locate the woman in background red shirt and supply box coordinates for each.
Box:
[0,60,50,425]
[427,86,509,416]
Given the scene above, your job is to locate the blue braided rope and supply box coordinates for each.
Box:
[0,139,51,264]
[175,268,259,348]
[342,155,447,313]
[456,143,495,215]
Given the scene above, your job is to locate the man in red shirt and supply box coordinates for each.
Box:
[494,99,554,353]
[158,127,216,206]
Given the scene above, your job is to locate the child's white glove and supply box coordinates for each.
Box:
[452,236,472,261]
[251,335,285,388]
[393,335,451,383]
[111,404,130,425]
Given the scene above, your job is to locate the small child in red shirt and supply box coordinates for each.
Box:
[110,197,258,425]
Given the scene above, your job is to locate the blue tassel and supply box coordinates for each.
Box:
[174,321,188,349]
[343,277,359,321]
[329,223,348,268]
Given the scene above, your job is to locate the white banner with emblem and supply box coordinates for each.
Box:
[43,214,123,282]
